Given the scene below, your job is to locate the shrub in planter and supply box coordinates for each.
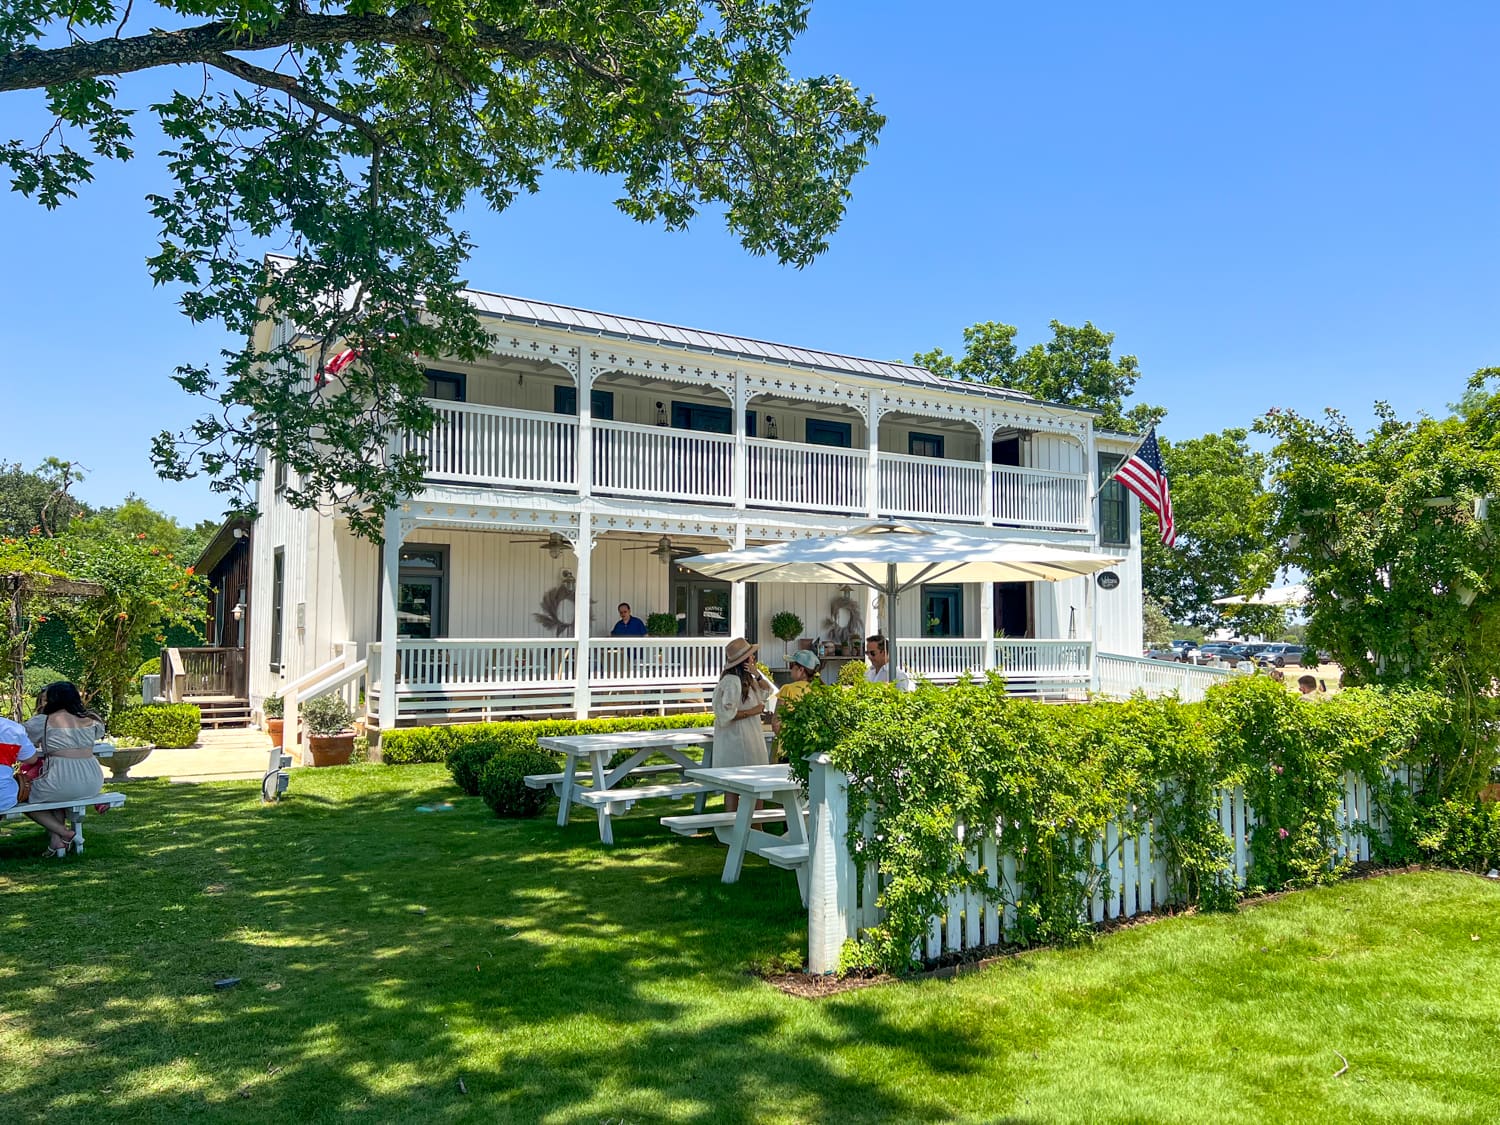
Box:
[646,612,678,637]
[262,693,285,747]
[837,658,868,686]
[770,611,803,661]
[108,702,201,748]
[302,694,355,767]
[448,738,508,796]
[478,748,558,817]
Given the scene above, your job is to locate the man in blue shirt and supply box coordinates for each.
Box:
[611,602,647,637]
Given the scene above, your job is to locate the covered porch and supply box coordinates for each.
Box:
[355,506,1106,728]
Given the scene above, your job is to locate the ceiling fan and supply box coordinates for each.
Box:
[623,535,680,564]
[513,531,570,559]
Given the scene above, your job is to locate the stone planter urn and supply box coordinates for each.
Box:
[95,742,155,781]
[308,732,355,767]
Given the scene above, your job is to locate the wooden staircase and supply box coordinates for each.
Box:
[190,695,253,730]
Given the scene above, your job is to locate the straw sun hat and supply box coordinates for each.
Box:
[723,637,759,667]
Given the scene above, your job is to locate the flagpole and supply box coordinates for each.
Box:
[1090,427,1154,502]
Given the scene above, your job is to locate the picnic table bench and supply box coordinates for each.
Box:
[2,791,126,855]
[527,728,722,845]
[683,764,810,905]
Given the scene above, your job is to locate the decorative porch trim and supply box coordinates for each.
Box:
[486,331,581,377]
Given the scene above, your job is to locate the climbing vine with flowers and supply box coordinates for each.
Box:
[32,531,207,714]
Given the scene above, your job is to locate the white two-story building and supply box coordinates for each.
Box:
[245,267,1153,731]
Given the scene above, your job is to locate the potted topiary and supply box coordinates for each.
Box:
[263,693,285,748]
[646,612,678,637]
[770,611,803,664]
[94,734,155,781]
[301,694,356,767]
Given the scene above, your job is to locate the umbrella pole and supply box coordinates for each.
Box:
[884,564,898,680]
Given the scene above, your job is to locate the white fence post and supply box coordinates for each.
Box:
[807,752,853,975]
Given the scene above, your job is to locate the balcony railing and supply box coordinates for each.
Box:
[747,437,868,513]
[878,452,985,522]
[592,420,733,503]
[406,401,1093,531]
[407,403,577,489]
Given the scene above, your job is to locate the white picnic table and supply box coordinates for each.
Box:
[682,764,810,905]
[529,728,719,845]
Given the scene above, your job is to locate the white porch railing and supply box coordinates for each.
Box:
[897,638,990,680]
[377,638,579,691]
[592,420,733,503]
[588,638,725,686]
[878,452,985,522]
[747,438,868,513]
[408,403,578,489]
[991,465,1090,531]
[806,754,1382,973]
[1095,652,1235,703]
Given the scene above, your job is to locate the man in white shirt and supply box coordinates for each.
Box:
[0,715,39,812]
[863,634,915,692]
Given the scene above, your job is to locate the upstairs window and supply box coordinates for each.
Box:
[269,549,285,671]
[672,401,732,433]
[1099,453,1130,547]
[908,431,945,459]
[424,371,467,401]
[805,419,853,448]
[552,386,615,420]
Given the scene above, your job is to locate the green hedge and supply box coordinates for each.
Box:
[108,702,201,748]
[378,712,713,768]
[780,675,1457,972]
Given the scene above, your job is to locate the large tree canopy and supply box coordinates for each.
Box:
[915,320,1165,434]
[3,1,884,537]
[1141,429,1281,632]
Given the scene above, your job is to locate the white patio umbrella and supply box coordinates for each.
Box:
[1212,583,1310,607]
[677,521,1124,667]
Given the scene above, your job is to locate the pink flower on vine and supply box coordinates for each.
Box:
[1274,765,1284,774]
[1277,828,1289,839]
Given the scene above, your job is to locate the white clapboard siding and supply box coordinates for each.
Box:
[807,755,1389,973]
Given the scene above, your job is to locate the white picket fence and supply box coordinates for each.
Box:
[806,754,1383,973]
[1096,652,1235,703]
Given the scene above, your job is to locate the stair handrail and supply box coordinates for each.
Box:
[282,642,358,758]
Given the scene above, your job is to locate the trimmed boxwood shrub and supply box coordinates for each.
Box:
[379,712,714,767]
[478,748,558,818]
[449,739,508,797]
[108,702,201,748]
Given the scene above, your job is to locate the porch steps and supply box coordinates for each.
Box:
[186,696,253,730]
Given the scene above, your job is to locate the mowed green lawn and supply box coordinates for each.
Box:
[3,765,1499,1124]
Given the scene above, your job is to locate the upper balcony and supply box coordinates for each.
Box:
[400,361,1094,532]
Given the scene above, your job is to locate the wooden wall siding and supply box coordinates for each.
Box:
[205,542,252,649]
[1030,433,1086,475]
[247,444,314,707]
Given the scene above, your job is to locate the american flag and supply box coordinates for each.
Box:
[1111,427,1176,546]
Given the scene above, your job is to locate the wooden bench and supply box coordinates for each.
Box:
[2,791,126,855]
[758,842,810,870]
[574,781,710,813]
[660,809,788,836]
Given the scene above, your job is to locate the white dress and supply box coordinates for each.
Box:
[712,673,770,768]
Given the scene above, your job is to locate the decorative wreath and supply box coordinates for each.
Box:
[821,593,864,648]
[533,570,594,637]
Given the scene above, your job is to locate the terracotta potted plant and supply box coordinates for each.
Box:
[302,694,356,767]
[263,693,284,748]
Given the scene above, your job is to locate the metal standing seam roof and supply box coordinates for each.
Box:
[461,287,1038,404]
[263,253,1043,405]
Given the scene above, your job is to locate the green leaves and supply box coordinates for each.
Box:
[3,2,884,530]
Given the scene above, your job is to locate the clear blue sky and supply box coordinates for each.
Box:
[2,2,1496,524]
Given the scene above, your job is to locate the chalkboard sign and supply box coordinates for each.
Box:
[1096,571,1121,590]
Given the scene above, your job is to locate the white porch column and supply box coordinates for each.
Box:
[980,580,996,673]
[865,394,882,519]
[732,371,748,510]
[980,411,994,527]
[378,506,404,731]
[730,524,747,638]
[572,517,594,720]
[577,360,594,499]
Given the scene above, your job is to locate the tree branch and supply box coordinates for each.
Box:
[206,52,377,140]
[0,8,626,93]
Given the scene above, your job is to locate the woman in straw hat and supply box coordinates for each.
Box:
[713,637,775,812]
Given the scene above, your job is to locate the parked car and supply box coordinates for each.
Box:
[1197,643,1241,664]
[1168,639,1201,661]
[1279,645,1308,667]
[1145,648,1183,662]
